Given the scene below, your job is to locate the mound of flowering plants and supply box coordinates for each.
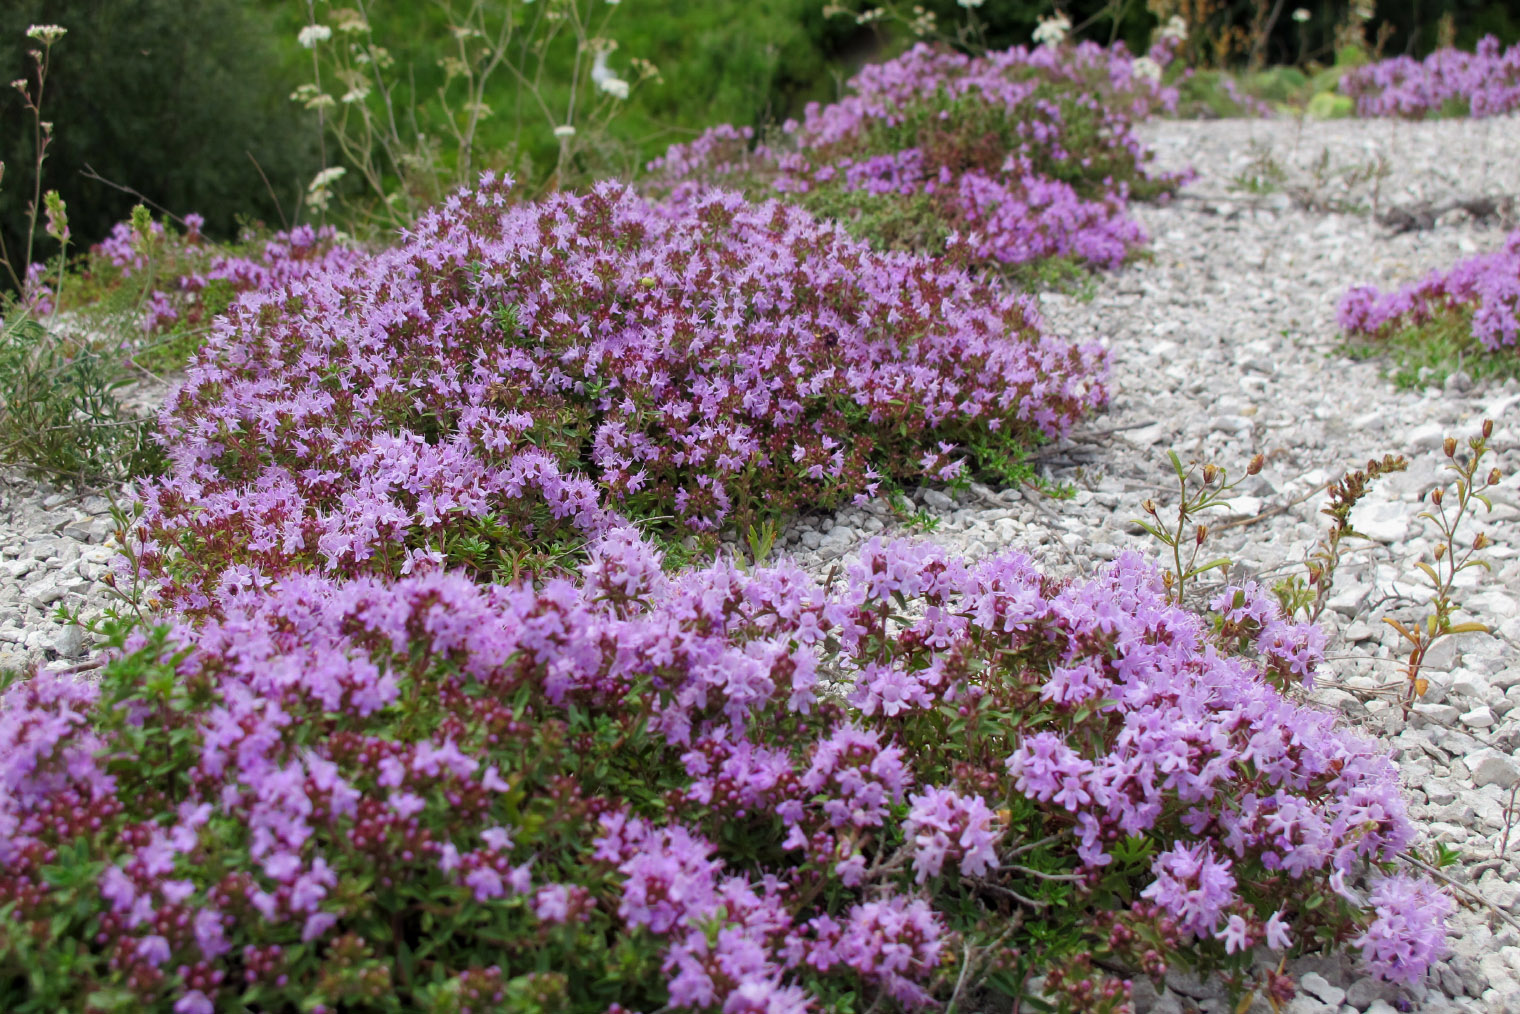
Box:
[133,175,1106,612]
[0,531,1447,1013]
[1340,35,1520,118]
[1339,228,1520,374]
[647,42,1188,281]
[84,213,362,345]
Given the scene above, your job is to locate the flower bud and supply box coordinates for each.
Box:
[1247,453,1264,475]
[1434,543,1446,561]
[1202,464,1219,485]
[1482,418,1493,439]
[1195,524,1207,546]
[1443,437,1457,458]
[1475,532,1489,550]
[1490,468,1502,485]
[1142,499,1157,515]
[1431,488,1443,506]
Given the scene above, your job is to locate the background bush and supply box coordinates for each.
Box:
[0,0,318,278]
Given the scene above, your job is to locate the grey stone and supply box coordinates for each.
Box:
[1299,972,1346,1009]
[1346,977,1400,1009]
[1407,422,1448,452]
[23,578,65,609]
[1459,750,1520,790]
[1463,705,1498,729]
[1286,997,1333,1014]
[52,624,85,659]
[920,489,954,511]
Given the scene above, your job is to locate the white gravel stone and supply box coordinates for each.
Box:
[1463,705,1499,728]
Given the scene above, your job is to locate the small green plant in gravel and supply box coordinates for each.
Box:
[0,314,164,483]
[1133,450,1265,605]
[1272,452,1408,625]
[1342,314,1520,391]
[1384,421,1504,705]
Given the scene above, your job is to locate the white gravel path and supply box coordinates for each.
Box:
[3,114,1519,1012]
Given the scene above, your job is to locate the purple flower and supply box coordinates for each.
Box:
[1265,909,1293,950]
[1353,875,1453,985]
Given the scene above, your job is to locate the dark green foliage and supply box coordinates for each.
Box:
[0,0,318,275]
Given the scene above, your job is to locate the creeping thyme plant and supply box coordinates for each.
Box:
[1340,35,1520,119]
[132,175,1106,609]
[0,11,1466,1014]
[646,39,1189,281]
[3,530,1447,1013]
[1339,228,1520,385]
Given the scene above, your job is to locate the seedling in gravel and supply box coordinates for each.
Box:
[1384,420,1503,704]
[1134,450,1265,604]
[744,518,778,569]
[1273,452,1408,624]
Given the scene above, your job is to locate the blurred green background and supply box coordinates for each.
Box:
[3,0,1518,273]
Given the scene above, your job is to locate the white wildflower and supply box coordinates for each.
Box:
[598,76,630,100]
[553,124,576,139]
[1292,8,1311,22]
[26,25,67,45]
[309,166,347,190]
[332,9,369,33]
[1132,56,1162,82]
[1032,13,1071,48]
[1159,14,1188,42]
[297,24,333,48]
[957,0,986,8]
[306,166,346,212]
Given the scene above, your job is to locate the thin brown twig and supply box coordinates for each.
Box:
[246,152,290,232]
[78,164,183,226]
[1213,480,1333,533]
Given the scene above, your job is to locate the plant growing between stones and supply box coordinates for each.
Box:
[1339,228,1520,388]
[0,532,1450,1013]
[647,39,1188,281]
[1132,449,1264,605]
[1383,420,1503,705]
[1272,452,1408,626]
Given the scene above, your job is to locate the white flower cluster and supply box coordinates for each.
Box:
[297,24,333,48]
[591,45,630,100]
[26,24,67,45]
[306,166,347,212]
[1032,12,1071,48]
[1158,14,1188,42]
[1132,55,1162,82]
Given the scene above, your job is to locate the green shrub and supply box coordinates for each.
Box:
[0,0,318,270]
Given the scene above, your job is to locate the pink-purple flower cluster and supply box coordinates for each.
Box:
[1341,36,1520,118]
[88,215,362,336]
[1339,228,1520,353]
[647,42,1188,275]
[133,174,1106,610]
[0,527,1447,1011]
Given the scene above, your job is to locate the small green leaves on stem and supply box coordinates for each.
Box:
[1272,453,1407,624]
[1132,450,1263,605]
[1386,420,1504,705]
